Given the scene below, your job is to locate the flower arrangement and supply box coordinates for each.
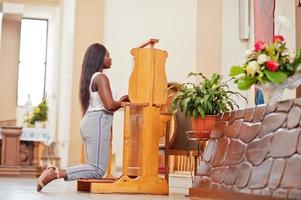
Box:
[229,35,301,90]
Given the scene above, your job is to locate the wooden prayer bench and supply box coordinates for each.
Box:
[77,39,170,195]
[190,98,301,200]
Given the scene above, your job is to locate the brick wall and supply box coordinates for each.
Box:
[191,98,301,199]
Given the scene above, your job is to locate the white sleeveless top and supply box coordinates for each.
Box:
[87,72,117,112]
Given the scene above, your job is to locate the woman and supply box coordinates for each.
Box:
[37,43,128,191]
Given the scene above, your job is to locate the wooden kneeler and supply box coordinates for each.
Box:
[77,39,169,194]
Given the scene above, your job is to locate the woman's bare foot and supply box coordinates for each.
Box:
[37,167,58,192]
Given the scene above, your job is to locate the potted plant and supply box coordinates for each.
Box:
[26,98,48,128]
[169,73,245,137]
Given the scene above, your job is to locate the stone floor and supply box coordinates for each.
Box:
[0,177,197,200]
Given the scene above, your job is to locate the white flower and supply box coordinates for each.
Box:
[281,49,290,56]
[257,54,268,64]
[289,52,295,63]
[246,61,259,76]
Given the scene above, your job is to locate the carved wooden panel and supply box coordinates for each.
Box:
[20,141,34,166]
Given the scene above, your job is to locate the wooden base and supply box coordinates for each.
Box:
[77,175,169,195]
[0,165,42,177]
[189,188,285,200]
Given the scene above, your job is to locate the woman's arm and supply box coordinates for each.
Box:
[94,74,122,112]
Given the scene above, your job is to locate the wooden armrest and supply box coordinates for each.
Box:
[121,102,149,107]
[159,112,172,116]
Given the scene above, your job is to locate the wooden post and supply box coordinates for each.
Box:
[140,107,160,177]
[1,126,22,166]
[122,106,130,175]
[80,143,86,164]
[104,127,113,178]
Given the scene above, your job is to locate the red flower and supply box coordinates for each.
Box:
[273,35,285,43]
[254,41,266,52]
[265,60,280,72]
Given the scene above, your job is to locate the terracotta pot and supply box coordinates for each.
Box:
[191,115,217,138]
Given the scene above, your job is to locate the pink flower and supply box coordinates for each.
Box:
[254,41,266,52]
[265,60,280,72]
[273,35,285,43]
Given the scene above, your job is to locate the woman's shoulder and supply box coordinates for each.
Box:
[94,72,108,78]
[94,72,110,84]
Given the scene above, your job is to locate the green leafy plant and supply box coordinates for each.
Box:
[28,98,48,125]
[169,73,246,119]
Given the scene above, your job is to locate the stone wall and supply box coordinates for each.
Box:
[191,98,301,199]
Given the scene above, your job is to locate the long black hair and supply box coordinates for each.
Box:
[79,43,107,114]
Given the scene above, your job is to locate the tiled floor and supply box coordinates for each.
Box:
[0,177,193,200]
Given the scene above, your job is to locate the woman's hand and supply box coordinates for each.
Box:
[119,95,129,102]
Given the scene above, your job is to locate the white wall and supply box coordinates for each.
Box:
[221,0,253,108]
[103,0,197,168]
[196,0,222,77]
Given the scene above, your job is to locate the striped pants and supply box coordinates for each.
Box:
[65,110,112,181]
